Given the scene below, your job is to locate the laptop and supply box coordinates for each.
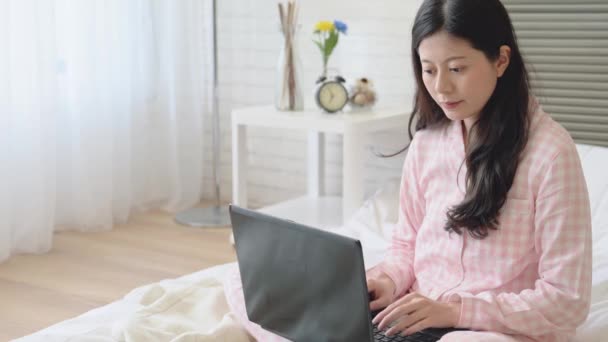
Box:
[229,205,463,342]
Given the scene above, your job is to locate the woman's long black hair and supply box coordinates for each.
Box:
[400,0,531,239]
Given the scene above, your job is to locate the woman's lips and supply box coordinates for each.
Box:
[442,100,463,110]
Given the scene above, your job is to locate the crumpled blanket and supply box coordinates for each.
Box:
[112,274,253,342]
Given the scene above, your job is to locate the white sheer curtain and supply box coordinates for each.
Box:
[0,0,213,262]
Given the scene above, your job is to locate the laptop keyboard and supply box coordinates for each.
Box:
[372,324,439,342]
[372,322,470,342]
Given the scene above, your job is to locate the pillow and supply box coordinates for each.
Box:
[574,144,608,341]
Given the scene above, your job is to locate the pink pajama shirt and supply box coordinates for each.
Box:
[379,103,592,341]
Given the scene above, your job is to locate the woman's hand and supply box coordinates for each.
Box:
[372,292,461,337]
[367,273,396,311]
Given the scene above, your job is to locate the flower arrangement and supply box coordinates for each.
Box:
[313,20,348,78]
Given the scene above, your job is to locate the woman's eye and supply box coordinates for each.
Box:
[449,67,463,73]
[423,69,434,75]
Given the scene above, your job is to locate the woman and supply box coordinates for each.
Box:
[367,0,592,341]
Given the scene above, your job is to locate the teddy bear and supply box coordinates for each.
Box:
[349,77,377,107]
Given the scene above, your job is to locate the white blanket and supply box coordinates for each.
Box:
[115,271,251,342]
[16,144,608,342]
[15,264,251,342]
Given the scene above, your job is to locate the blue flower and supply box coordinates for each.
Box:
[334,20,348,34]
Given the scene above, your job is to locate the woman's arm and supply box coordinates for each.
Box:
[449,144,592,337]
[376,137,426,298]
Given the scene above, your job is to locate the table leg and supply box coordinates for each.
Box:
[232,123,248,207]
[307,131,325,198]
[342,128,365,223]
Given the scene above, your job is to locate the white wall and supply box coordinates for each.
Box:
[203,0,424,208]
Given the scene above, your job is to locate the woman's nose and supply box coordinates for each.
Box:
[434,71,453,94]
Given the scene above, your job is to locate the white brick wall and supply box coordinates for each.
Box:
[202,0,424,208]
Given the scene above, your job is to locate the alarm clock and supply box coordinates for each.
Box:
[314,76,349,113]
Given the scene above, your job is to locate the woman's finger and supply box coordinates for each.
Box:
[377,299,423,330]
[369,297,388,311]
[403,318,432,336]
[372,306,388,325]
[373,292,422,325]
[384,292,418,313]
[373,293,409,325]
[374,296,402,322]
[384,308,426,336]
[366,278,377,293]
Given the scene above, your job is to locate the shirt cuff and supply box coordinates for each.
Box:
[447,292,474,329]
[377,262,409,299]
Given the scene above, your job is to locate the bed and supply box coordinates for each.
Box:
[14,143,608,342]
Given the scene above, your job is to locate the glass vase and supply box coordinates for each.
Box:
[275,27,304,111]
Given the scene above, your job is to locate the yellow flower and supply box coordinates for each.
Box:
[315,21,334,32]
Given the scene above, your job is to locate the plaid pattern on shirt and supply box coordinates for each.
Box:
[379,103,592,341]
[223,103,592,342]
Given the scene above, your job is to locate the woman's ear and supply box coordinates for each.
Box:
[496,45,511,78]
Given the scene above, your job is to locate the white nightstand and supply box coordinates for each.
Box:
[231,106,410,228]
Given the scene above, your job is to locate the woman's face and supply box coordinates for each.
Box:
[418,30,510,127]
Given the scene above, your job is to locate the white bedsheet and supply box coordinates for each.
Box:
[15,144,608,342]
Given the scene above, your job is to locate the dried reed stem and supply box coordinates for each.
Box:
[278,1,298,110]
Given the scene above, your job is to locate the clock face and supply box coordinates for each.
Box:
[317,81,348,113]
